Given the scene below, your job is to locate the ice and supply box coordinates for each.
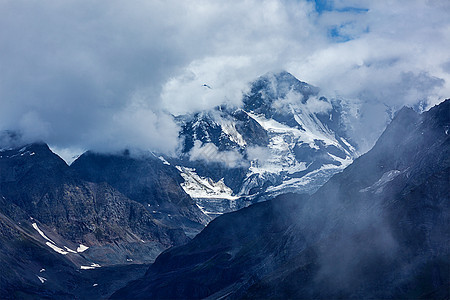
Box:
[266,163,348,194]
[245,112,349,177]
[219,120,246,147]
[340,137,356,153]
[327,153,353,169]
[176,166,238,200]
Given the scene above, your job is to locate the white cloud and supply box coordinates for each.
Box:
[0,0,448,154]
[246,146,272,164]
[189,141,245,168]
[161,56,254,115]
[289,0,450,108]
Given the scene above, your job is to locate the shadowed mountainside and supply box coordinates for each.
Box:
[0,144,208,298]
[113,99,449,299]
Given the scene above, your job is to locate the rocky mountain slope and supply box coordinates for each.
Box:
[71,151,209,237]
[0,207,150,299]
[169,71,359,217]
[113,99,449,299]
[0,143,208,297]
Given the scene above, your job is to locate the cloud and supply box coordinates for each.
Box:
[160,56,254,115]
[189,141,246,168]
[289,0,450,108]
[0,0,448,155]
[246,146,272,164]
[272,91,333,115]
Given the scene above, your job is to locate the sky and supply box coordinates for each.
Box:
[0,0,449,160]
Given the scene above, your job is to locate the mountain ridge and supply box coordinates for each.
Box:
[112,99,449,299]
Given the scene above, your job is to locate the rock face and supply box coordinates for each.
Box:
[0,144,208,297]
[71,151,209,237]
[113,99,449,299]
[0,206,149,299]
[172,71,358,217]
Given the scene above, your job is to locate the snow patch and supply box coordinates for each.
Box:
[32,223,56,244]
[33,222,77,255]
[81,263,101,270]
[245,111,353,181]
[77,244,89,253]
[219,120,246,147]
[45,242,69,255]
[248,111,339,148]
[195,202,224,216]
[266,162,350,194]
[340,137,356,153]
[37,276,47,284]
[158,156,170,165]
[64,246,77,253]
[360,170,402,194]
[327,153,353,169]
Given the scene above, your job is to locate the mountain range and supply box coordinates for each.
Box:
[113,99,449,299]
[0,72,448,299]
[0,144,208,298]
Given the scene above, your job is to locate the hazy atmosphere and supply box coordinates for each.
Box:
[1,0,449,158]
[1,2,449,298]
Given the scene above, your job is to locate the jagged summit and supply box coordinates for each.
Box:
[173,71,358,216]
[243,71,320,119]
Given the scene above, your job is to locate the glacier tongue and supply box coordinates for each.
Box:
[176,165,240,217]
[176,166,238,200]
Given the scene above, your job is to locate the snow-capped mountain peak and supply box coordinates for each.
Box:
[174,71,359,216]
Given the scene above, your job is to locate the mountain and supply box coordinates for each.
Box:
[0,143,208,297]
[113,99,449,299]
[70,151,209,237]
[170,71,359,217]
[0,207,150,299]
